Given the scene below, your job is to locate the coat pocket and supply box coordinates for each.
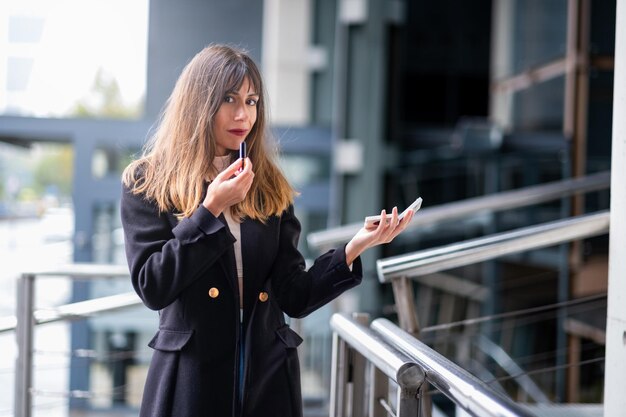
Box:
[275,324,303,348]
[148,329,194,352]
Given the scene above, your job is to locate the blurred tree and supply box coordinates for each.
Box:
[33,145,73,197]
[70,68,143,119]
[0,145,33,202]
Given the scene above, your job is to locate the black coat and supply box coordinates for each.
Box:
[120,184,363,417]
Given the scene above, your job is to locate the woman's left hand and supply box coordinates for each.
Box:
[345,207,414,266]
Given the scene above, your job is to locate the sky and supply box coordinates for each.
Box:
[0,0,149,118]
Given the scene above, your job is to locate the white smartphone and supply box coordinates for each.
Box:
[364,197,422,228]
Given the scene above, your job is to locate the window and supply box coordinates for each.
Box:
[0,0,149,119]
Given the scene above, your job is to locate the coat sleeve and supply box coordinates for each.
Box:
[270,205,363,318]
[120,183,236,310]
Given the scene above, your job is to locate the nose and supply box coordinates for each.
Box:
[234,103,249,122]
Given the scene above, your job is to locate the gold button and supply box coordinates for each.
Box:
[259,292,268,302]
[208,287,219,298]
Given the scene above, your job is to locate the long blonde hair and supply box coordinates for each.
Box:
[122,44,295,221]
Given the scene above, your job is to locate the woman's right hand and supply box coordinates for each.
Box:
[202,158,254,217]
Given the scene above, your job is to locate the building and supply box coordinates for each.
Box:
[0,0,622,415]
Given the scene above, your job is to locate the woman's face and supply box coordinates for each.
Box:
[213,77,259,156]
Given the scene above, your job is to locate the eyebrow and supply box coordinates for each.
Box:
[226,88,259,97]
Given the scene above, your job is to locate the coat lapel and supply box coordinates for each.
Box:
[240,216,276,323]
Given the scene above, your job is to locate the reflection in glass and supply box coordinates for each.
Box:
[513,75,564,131]
[92,146,139,179]
[492,0,568,79]
[279,154,330,188]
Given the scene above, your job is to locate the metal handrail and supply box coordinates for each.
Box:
[330,313,424,386]
[18,263,130,278]
[371,318,536,417]
[330,313,425,417]
[307,171,610,251]
[376,210,609,283]
[0,292,141,333]
[13,264,132,417]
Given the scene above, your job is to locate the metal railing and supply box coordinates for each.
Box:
[370,317,536,417]
[321,171,609,408]
[9,264,138,417]
[330,313,424,417]
[330,313,535,417]
[307,171,610,251]
[375,210,610,335]
[377,210,610,283]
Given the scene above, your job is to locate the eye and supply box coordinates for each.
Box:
[246,98,258,106]
[224,95,235,103]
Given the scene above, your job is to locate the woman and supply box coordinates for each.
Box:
[120,44,413,417]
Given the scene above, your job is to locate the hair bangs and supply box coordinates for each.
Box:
[223,61,249,94]
[225,59,262,96]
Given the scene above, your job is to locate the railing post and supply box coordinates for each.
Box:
[396,382,420,417]
[349,313,369,417]
[372,318,537,417]
[14,273,35,417]
[395,361,425,417]
[330,329,348,417]
[369,366,388,417]
[391,276,432,417]
[391,276,420,336]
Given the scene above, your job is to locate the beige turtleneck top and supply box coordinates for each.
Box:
[211,156,244,315]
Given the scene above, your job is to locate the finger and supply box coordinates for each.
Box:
[381,207,398,237]
[236,157,255,177]
[386,211,414,242]
[376,210,387,234]
[237,165,255,188]
[235,167,255,188]
[217,158,245,180]
[377,215,395,244]
[243,157,253,172]
[390,206,399,227]
[241,174,254,193]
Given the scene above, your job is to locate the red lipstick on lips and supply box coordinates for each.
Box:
[228,129,248,137]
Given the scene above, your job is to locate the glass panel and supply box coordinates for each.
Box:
[396,1,491,128]
[0,142,74,216]
[587,72,614,166]
[89,201,156,410]
[590,0,616,57]
[414,263,607,403]
[387,147,570,257]
[0,0,149,119]
[92,146,139,179]
[279,154,330,188]
[294,208,328,259]
[6,57,34,91]
[493,0,568,79]
[512,75,565,131]
[8,15,45,43]
[0,142,75,415]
